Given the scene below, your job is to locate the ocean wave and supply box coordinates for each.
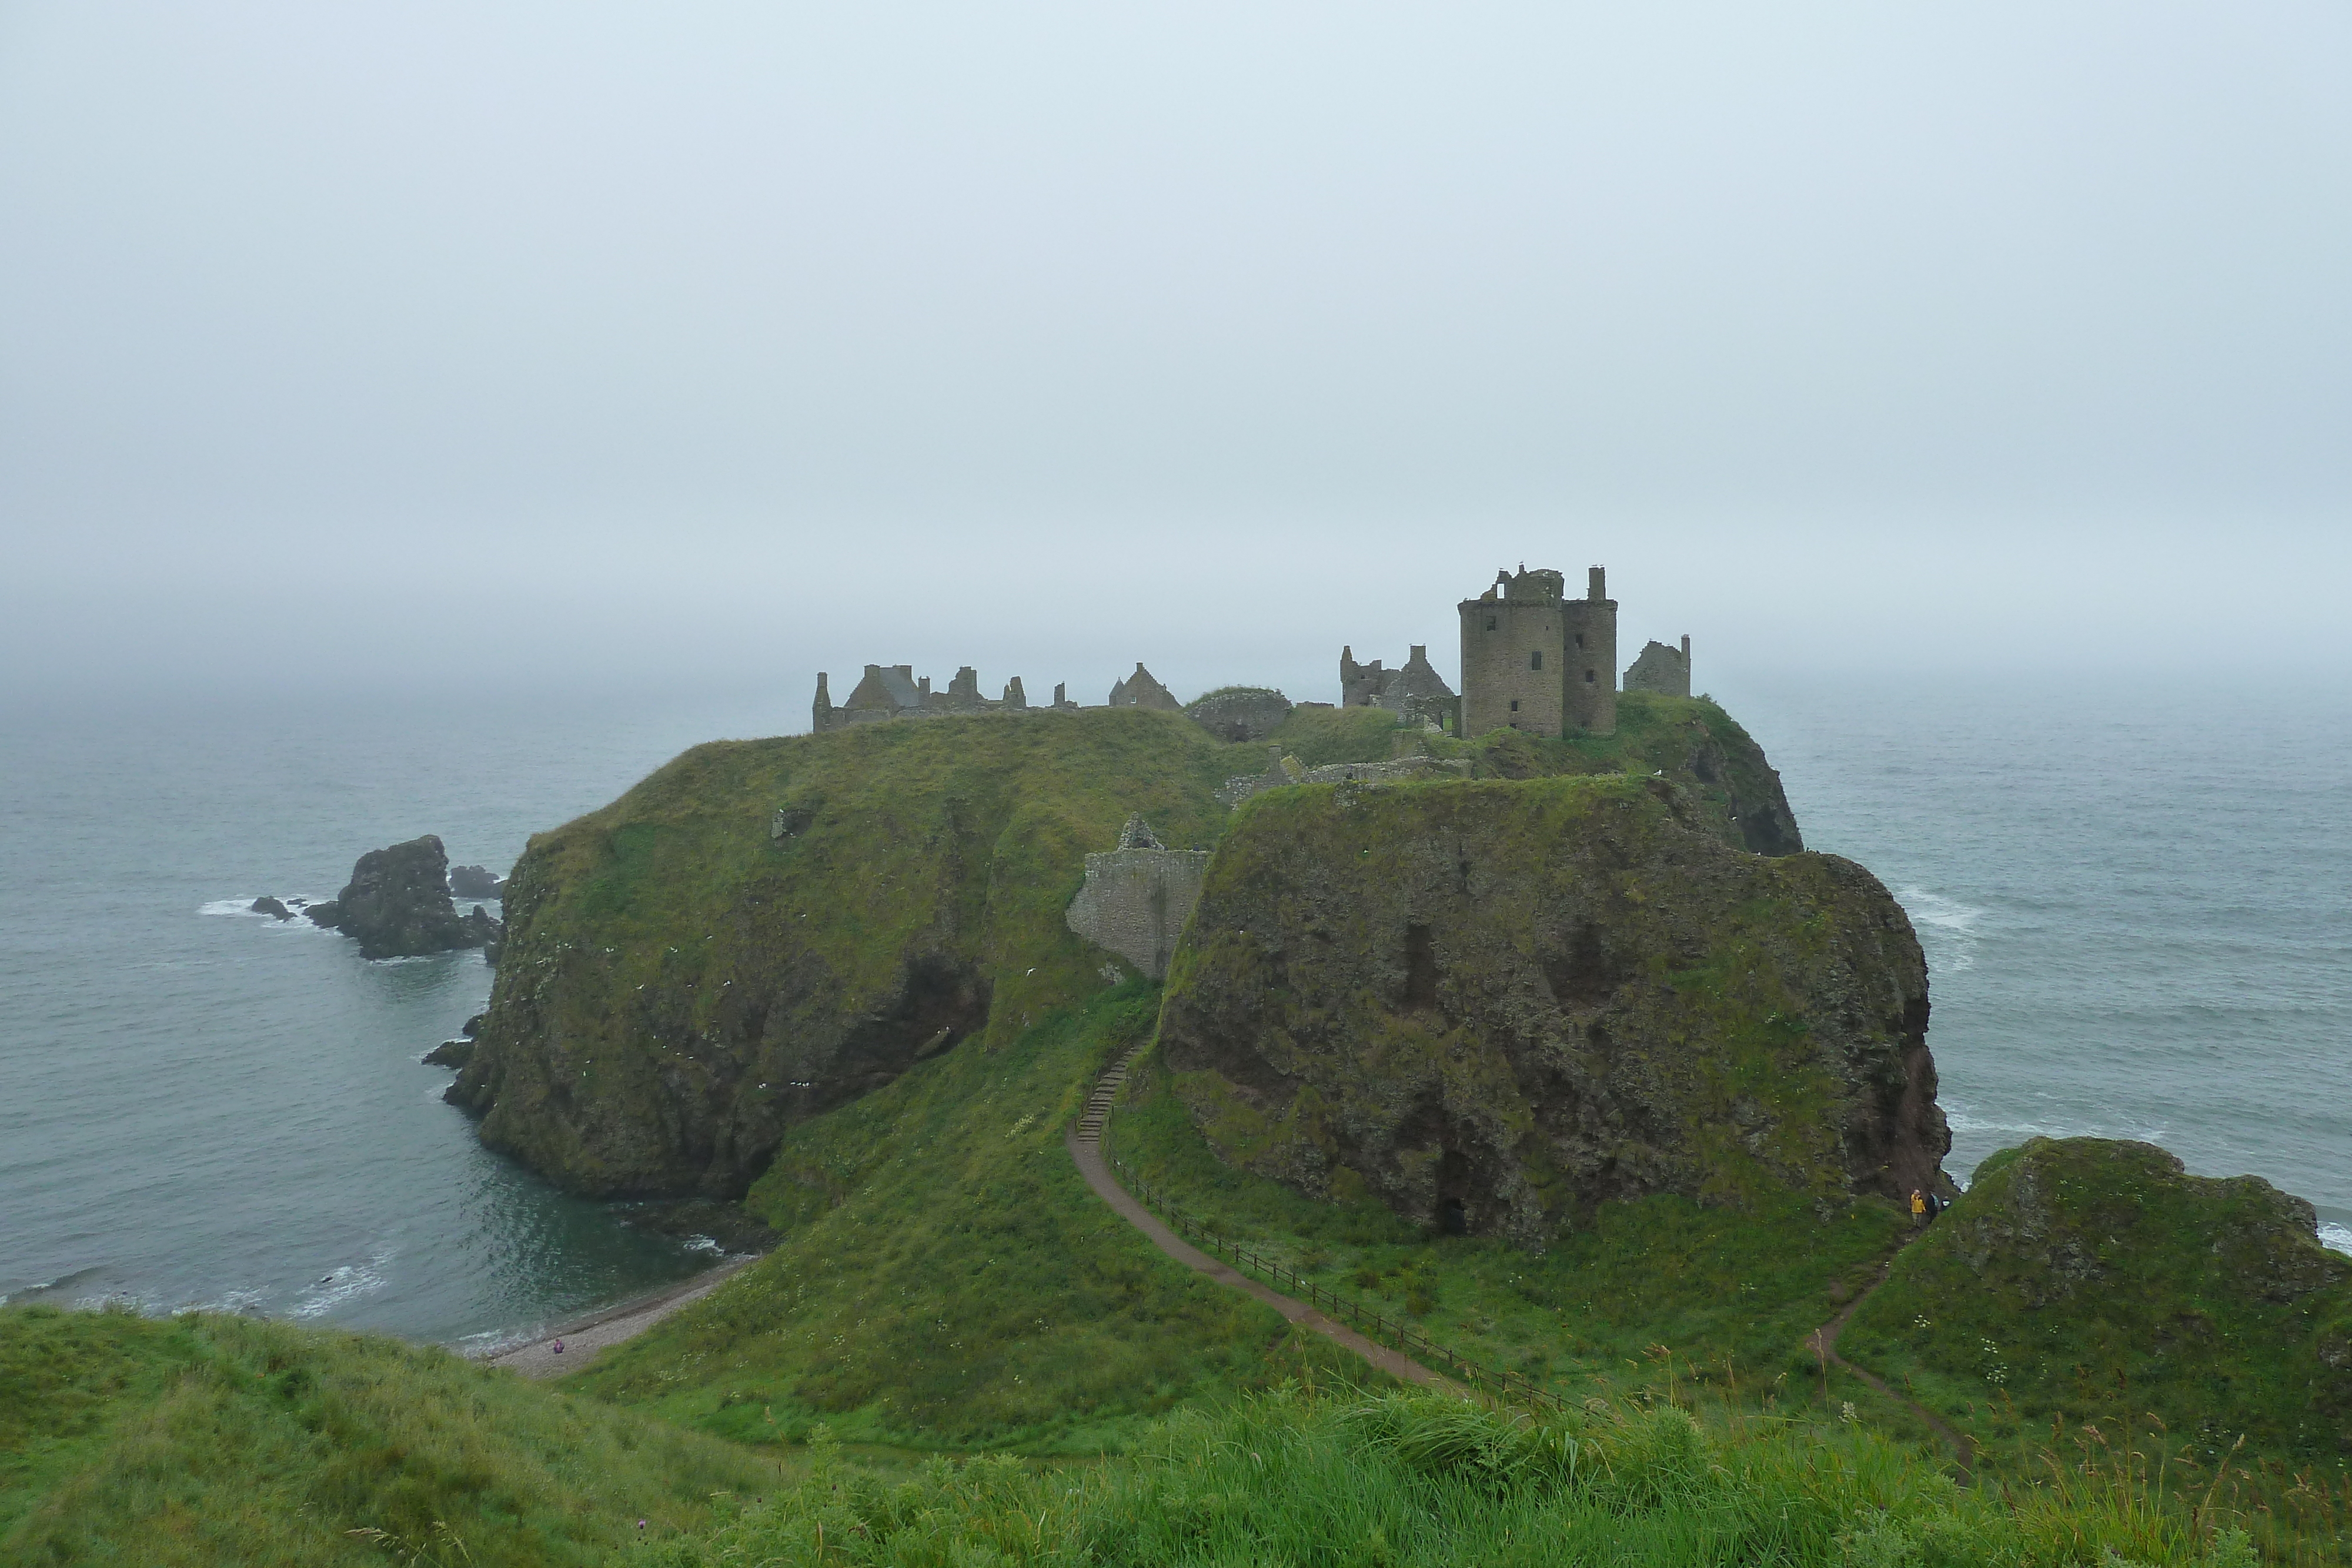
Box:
[1893,886,1986,973]
[199,895,328,925]
[683,1235,725,1256]
[0,1263,109,1306]
[184,1286,270,1315]
[2321,1223,2351,1256]
[288,1249,395,1319]
[453,1324,543,1358]
[1944,1108,2168,1145]
[199,897,276,918]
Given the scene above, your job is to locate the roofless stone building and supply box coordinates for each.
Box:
[811,564,1689,741]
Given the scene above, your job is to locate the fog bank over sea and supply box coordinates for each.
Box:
[0,673,2343,1348]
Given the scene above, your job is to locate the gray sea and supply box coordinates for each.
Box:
[1,675,2344,1350]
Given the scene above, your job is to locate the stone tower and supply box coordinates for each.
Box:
[1456,564,1618,737]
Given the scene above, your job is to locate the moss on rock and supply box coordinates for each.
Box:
[1157,773,1946,1244]
[450,708,1239,1196]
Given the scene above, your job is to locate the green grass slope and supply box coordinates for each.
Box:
[571,985,1383,1453]
[0,1303,767,1566]
[1841,1138,2352,1470]
[627,1389,2262,1568]
[1108,1049,1907,1408]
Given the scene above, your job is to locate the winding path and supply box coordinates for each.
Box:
[1804,1246,1977,1478]
[1067,1045,1453,1391]
[1075,1047,1977,1477]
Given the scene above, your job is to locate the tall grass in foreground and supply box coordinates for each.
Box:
[628,1388,2266,1568]
[0,1303,770,1566]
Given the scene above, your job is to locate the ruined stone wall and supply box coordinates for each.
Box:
[1298,755,1469,785]
[1623,637,1691,697]
[1187,687,1293,741]
[1066,843,1212,979]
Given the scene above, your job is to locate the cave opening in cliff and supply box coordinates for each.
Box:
[1404,922,1439,1011]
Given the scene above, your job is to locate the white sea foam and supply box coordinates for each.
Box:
[2321,1223,2352,1256]
[1944,1108,2167,1145]
[683,1235,724,1256]
[453,1324,543,1358]
[0,1265,106,1306]
[288,1249,395,1318]
[1892,886,1986,974]
[199,897,275,918]
[183,1286,270,1315]
[199,895,329,927]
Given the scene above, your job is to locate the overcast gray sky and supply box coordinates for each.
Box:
[4,2,2347,708]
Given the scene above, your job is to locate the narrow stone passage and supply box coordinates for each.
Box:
[1068,1044,1453,1391]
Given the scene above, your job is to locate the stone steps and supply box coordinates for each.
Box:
[1073,1042,1150,1145]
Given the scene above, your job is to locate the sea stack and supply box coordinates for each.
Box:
[308,835,504,961]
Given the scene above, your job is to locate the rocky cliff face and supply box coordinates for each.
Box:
[446,709,1240,1198]
[1157,774,1947,1243]
[306,835,502,961]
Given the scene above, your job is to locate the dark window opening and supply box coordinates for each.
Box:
[1584,670,1596,683]
[1573,633,1585,649]
[1529,650,1543,670]
[1509,698,1519,711]
[1485,616,1497,631]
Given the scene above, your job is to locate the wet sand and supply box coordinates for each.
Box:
[486,1255,759,1379]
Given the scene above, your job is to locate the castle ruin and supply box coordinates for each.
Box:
[1338,644,1456,730]
[1623,636,1693,698]
[1459,564,1619,737]
[810,563,1689,744]
[1064,815,1210,980]
[813,662,1186,733]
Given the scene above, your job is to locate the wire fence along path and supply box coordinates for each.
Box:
[1067,1045,1568,1416]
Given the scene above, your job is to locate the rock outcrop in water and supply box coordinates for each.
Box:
[1158,773,1947,1243]
[308,835,504,961]
[449,863,507,900]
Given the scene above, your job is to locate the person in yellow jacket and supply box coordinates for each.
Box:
[1909,1189,1927,1227]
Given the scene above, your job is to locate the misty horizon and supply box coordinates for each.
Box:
[4,2,2347,702]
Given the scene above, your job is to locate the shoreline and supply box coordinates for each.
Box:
[482,1253,760,1379]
